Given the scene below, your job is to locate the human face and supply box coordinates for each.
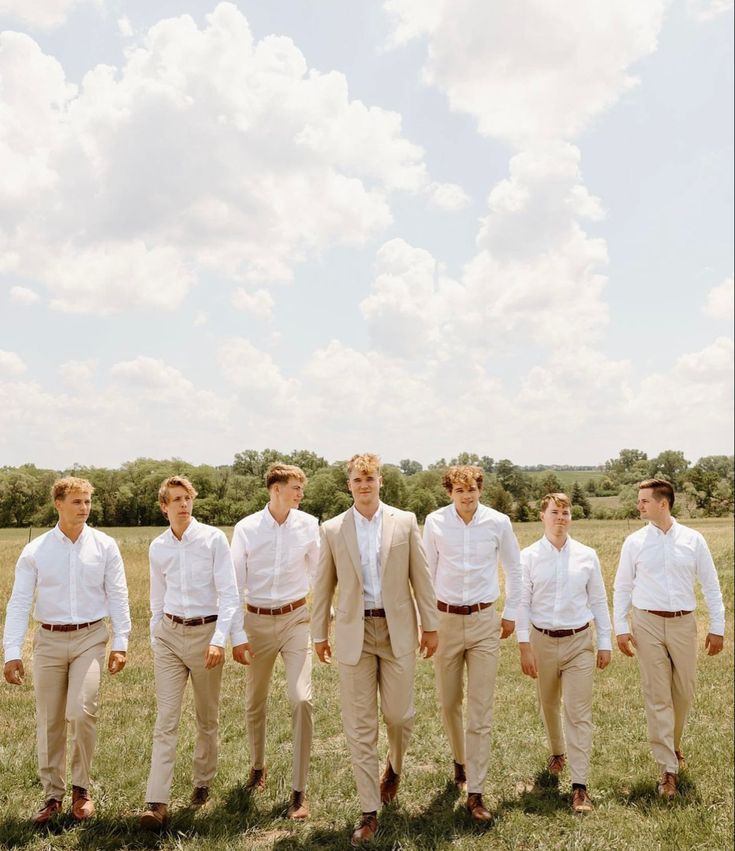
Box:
[161,485,194,527]
[55,489,92,530]
[450,482,481,520]
[541,501,571,539]
[348,467,382,515]
[637,488,669,527]
[274,477,305,510]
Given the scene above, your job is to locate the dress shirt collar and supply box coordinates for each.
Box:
[263,504,294,528]
[647,518,678,536]
[540,534,570,554]
[451,504,483,526]
[164,516,199,543]
[352,501,383,526]
[51,522,89,545]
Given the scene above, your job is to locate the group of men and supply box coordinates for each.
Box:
[2,454,726,847]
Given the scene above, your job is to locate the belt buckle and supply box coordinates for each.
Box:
[461,605,472,615]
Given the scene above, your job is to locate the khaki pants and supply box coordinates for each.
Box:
[632,608,697,775]
[434,606,501,794]
[337,617,416,813]
[530,626,595,785]
[145,617,223,804]
[32,620,108,801]
[244,605,313,792]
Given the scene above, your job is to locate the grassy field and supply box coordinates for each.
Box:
[0,519,732,851]
[525,470,606,487]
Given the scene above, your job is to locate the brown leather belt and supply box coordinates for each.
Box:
[41,619,101,632]
[247,598,306,616]
[438,600,494,615]
[165,613,218,626]
[364,608,387,617]
[644,609,693,618]
[533,622,590,638]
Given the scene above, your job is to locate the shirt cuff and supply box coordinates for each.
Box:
[210,628,226,648]
[501,607,517,622]
[614,620,630,636]
[709,622,725,636]
[4,646,22,663]
[516,630,530,643]
[596,634,613,651]
[231,628,248,646]
[110,635,129,652]
[312,637,327,644]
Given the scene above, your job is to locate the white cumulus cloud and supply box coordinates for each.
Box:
[231,288,275,321]
[0,0,100,30]
[9,286,41,305]
[0,349,26,375]
[703,275,734,322]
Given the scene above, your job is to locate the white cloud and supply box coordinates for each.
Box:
[703,275,734,322]
[687,0,733,21]
[110,356,195,400]
[117,16,133,37]
[58,359,96,385]
[193,311,208,327]
[231,288,275,321]
[426,181,471,211]
[0,0,99,30]
[9,286,41,305]
[0,4,444,314]
[383,0,667,143]
[0,349,26,375]
[218,336,297,402]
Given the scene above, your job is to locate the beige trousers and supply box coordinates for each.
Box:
[530,626,595,785]
[145,617,223,804]
[32,620,108,801]
[434,606,501,794]
[244,605,313,792]
[337,617,416,813]
[632,607,697,775]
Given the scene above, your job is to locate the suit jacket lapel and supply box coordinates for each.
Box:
[341,509,363,587]
[379,506,395,582]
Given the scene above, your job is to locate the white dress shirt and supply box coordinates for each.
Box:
[422,503,522,620]
[230,506,320,645]
[353,503,384,609]
[613,520,725,636]
[517,535,612,649]
[3,524,131,663]
[149,517,240,648]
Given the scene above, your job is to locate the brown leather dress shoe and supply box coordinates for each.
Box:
[350,812,378,846]
[379,761,400,803]
[140,802,169,830]
[71,786,95,820]
[658,772,678,800]
[31,798,63,825]
[245,767,267,791]
[572,788,593,813]
[286,789,309,820]
[190,786,209,810]
[547,753,566,776]
[466,793,492,823]
[453,761,467,791]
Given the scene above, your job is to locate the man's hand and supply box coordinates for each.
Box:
[705,633,724,656]
[617,633,637,657]
[596,650,612,670]
[108,651,127,675]
[3,659,24,685]
[315,640,332,664]
[204,645,225,669]
[419,630,438,659]
[232,643,253,665]
[519,643,537,678]
[500,618,515,639]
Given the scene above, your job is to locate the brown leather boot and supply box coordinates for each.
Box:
[140,802,169,830]
[286,789,309,820]
[245,766,267,791]
[71,786,95,821]
[379,761,400,803]
[31,799,62,825]
[453,761,467,791]
[466,792,492,823]
[350,812,378,846]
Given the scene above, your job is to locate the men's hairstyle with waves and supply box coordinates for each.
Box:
[638,478,675,508]
[539,492,571,512]
[265,463,307,489]
[347,453,382,477]
[158,475,198,505]
[442,465,484,494]
[52,477,94,501]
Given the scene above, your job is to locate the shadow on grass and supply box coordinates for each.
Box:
[615,771,699,808]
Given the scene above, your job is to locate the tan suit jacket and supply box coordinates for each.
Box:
[312,504,438,665]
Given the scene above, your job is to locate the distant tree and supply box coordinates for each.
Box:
[495,459,530,499]
[513,497,533,522]
[535,471,564,498]
[648,450,689,490]
[605,449,649,486]
[381,465,409,509]
[449,452,481,467]
[685,455,734,516]
[399,459,423,476]
[484,483,514,516]
[571,481,592,519]
[406,488,438,524]
[299,466,351,521]
[479,456,495,473]
[585,479,598,495]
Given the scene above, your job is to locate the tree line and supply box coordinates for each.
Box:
[0,449,731,529]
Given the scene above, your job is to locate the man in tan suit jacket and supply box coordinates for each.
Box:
[312,453,438,847]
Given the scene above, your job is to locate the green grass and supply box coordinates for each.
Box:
[0,520,732,850]
[525,470,606,487]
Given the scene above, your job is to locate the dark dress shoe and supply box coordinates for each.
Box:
[190,786,209,809]
[379,761,400,803]
[466,793,492,823]
[286,789,309,819]
[71,786,95,820]
[31,799,62,825]
[140,802,169,830]
[245,767,267,791]
[351,812,378,846]
[454,761,467,791]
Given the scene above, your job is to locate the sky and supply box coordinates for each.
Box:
[0,0,732,470]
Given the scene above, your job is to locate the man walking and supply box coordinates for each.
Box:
[517,492,611,813]
[3,477,131,823]
[312,453,438,846]
[423,464,521,822]
[140,476,241,828]
[230,463,319,819]
[613,479,725,799]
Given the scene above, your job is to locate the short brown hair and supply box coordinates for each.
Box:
[347,453,381,477]
[265,463,306,489]
[638,478,675,508]
[442,465,484,494]
[52,477,94,501]
[540,492,571,512]
[158,476,198,505]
